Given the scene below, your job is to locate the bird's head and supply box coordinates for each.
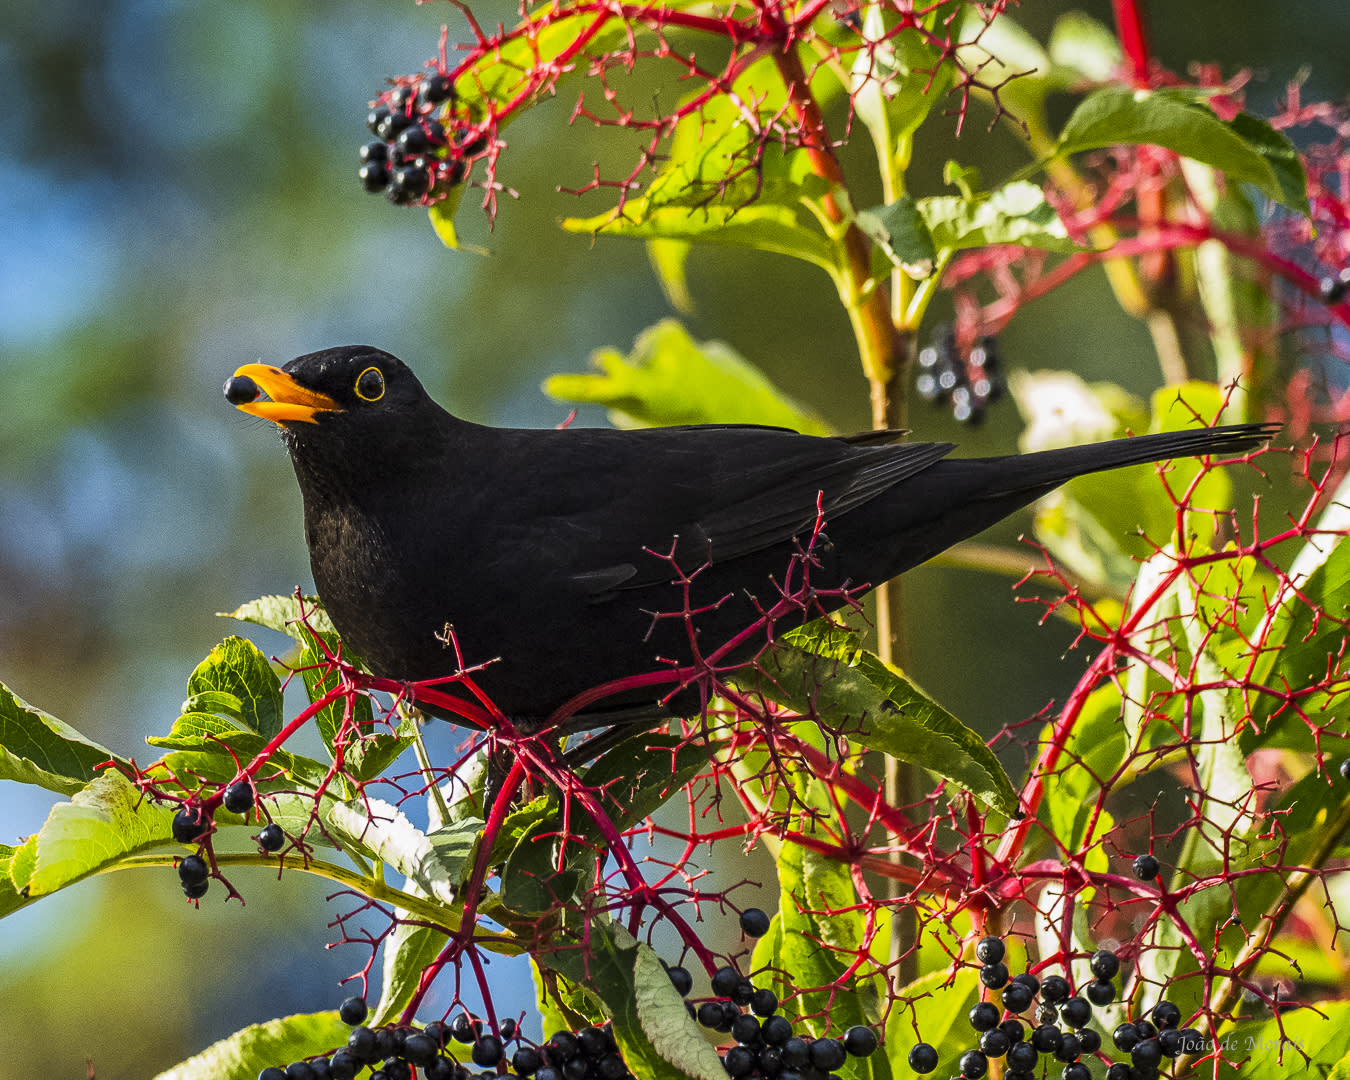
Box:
[225,346,435,444]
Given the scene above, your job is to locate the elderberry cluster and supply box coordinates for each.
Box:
[511,1026,632,1080]
[172,783,283,901]
[358,75,487,205]
[914,325,1003,425]
[1107,1000,1210,1078]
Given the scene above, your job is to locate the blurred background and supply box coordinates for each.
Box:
[2,0,1346,1075]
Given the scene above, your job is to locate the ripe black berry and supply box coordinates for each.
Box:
[731,979,755,1007]
[711,966,741,998]
[979,1030,1010,1058]
[1085,979,1114,1006]
[499,1018,518,1041]
[452,1014,482,1044]
[535,1068,562,1080]
[386,165,430,204]
[374,1029,398,1058]
[842,1026,877,1057]
[697,1003,723,1028]
[338,997,368,1026]
[1007,1042,1037,1071]
[285,1061,316,1080]
[959,1049,988,1079]
[1132,854,1160,880]
[1106,1065,1131,1080]
[809,1039,846,1071]
[750,987,778,1016]
[1112,1023,1139,1052]
[547,1031,579,1060]
[172,806,210,844]
[1158,1029,1181,1057]
[975,936,1005,964]
[1031,1025,1062,1053]
[717,1002,739,1032]
[513,1048,543,1076]
[1039,975,1070,1003]
[223,781,254,814]
[1011,972,1040,996]
[1077,1029,1100,1055]
[260,1069,286,1080]
[731,1014,761,1045]
[1132,1039,1163,1068]
[562,1056,589,1080]
[1054,1032,1081,1063]
[1151,1001,1181,1030]
[908,1042,938,1073]
[383,1060,412,1080]
[359,140,389,164]
[472,1036,504,1067]
[596,1054,627,1080]
[367,106,391,136]
[347,1028,377,1061]
[420,73,455,105]
[970,1002,1000,1032]
[1134,1020,1158,1041]
[760,1015,792,1046]
[359,162,391,194]
[1059,997,1091,1028]
[182,879,208,899]
[423,1059,457,1080]
[258,823,286,852]
[723,1046,755,1077]
[999,1019,1025,1043]
[375,109,414,142]
[178,854,209,886]
[1089,950,1119,980]
[328,1051,359,1080]
[1062,1063,1091,1080]
[396,120,445,156]
[781,1037,808,1067]
[979,962,1009,989]
[223,375,259,405]
[740,907,771,937]
[666,965,693,996]
[1002,982,1033,1013]
[1340,757,1350,781]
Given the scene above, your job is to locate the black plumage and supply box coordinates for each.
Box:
[226,345,1277,724]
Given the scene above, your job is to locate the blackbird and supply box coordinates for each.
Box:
[226,345,1277,725]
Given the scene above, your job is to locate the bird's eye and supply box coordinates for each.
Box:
[354,366,385,402]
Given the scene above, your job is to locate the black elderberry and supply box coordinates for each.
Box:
[453,1014,483,1044]
[423,1060,457,1080]
[359,161,390,193]
[373,1029,398,1059]
[1112,1022,1140,1052]
[1053,1032,1081,1063]
[576,1027,607,1058]
[761,1015,792,1046]
[842,1026,877,1057]
[547,1031,579,1061]
[781,1037,809,1067]
[969,1002,1001,1032]
[386,165,430,204]
[172,806,210,844]
[1132,854,1160,881]
[979,1030,1011,1058]
[310,1067,333,1080]
[1059,997,1091,1029]
[258,823,286,851]
[1007,1042,1037,1071]
[261,1069,287,1080]
[697,1003,723,1028]
[739,907,771,937]
[347,1027,377,1060]
[1011,972,1040,997]
[723,1046,755,1077]
[1132,1039,1163,1068]
[182,879,209,899]
[339,997,368,1026]
[959,1049,988,1079]
[1089,949,1120,980]
[178,854,209,886]
[561,1056,588,1080]
[513,1048,543,1076]
[999,1019,1025,1043]
[499,1018,518,1041]
[1062,1063,1091,1080]
[383,1061,411,1080]
[223,780,254,814]
[979,962,1009,989]
[534,1068,562,1080]
[359,140,389,164]
[1106,1065,1131,1080]
[367,105,391,136]
[1177,1028,1208,1054]
[596,1054,627,1080]
[1076,1029,1100,1055]
[758,1046,783,1076]
[809,1039,846,1071]
[1031,1025,1062,1053]
[1340,757,1350,782]
[666,965,693,996]
[472,1035,504,1067]
[375,108,414,142]
[223,374,259,405]
[1158,1029,1182,1057]
[731,979,755,1007]
[975,936,1005,964]
[1002,982,1034,1013]
[908,1042,938,1074]
[1151,1001,1181,1030]
[1040,975,1070,1003]
[716,1002,739,1032]
[420,73,455,105]
[388,85,415,111]
[330,1052,360,1080]
[1134,1020,1158,1041]
[711,966,741,998]
[951,385,982,425]
[396,120,445,156]
[731,1014,761,1045]
[750,987,778,1016]
[285,1063,317,1080]
[1085,979,1114,1006]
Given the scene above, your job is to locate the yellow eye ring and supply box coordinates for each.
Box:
[354,366,385,402]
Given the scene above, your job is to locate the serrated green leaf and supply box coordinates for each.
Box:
[17,770,175,898]
[153,1011,351,1080]
[328,797,479,904]
[187,637,284,739]
[0,681,124,794]
[1213,1001,1350,1078]
[224,594,338,639]
[917,181,1080,255]
[745,629,1018,817]
[544,319,831,432]
[856,195,936,277]
[147,712,333,788]
[1056,87,1309,212]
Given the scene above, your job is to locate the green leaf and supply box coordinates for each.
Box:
[429,185,466,250]
[374,907,450,1027]
[224,594,338,640]
[0,842,30,918]
[916,181,1080,255]
[544,319,831,432]
[1046,11,1121,83]
[646,238,695,314]
[884,967,980,1073]
[1214,1000,1350,1078]
[153,1011,351,1080]
[855,195,937,278]
[744,627,1018,817]
[0,681,124,794]
[14,770,175,899]
[1056,87,1309,213]
[851,6,954,152]
[186,637,284,739]
[327,797,480,904]
[147,711,333,788]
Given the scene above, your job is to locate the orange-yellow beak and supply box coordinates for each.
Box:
[226,363,341,425]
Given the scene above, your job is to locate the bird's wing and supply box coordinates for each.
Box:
[579,435,955,597]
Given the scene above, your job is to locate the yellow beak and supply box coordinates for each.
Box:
[228,364,341,425]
